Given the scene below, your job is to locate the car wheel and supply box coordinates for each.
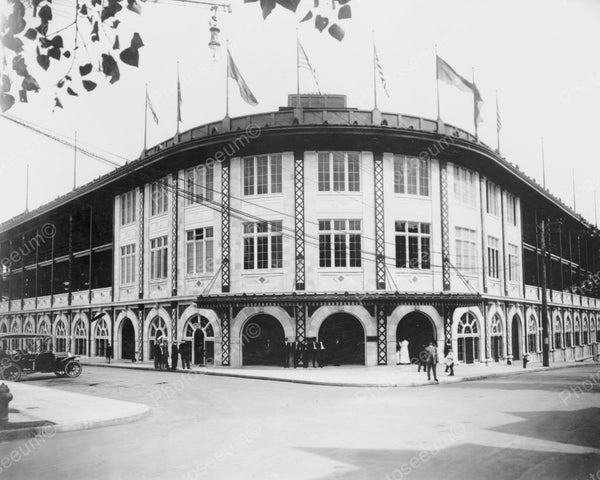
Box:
[64,361,82,378]
[1,363,23,382]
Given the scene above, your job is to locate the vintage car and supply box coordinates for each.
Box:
[0,333,82,381]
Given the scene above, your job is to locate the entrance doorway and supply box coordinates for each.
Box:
[511,316,521,360]
[242,315,285,366]
[318,313,365,365]
[193,329,204,365]
[396,312,436,363]
[121,318,135,360]
[457,312,480,364]
[183,315,215,365]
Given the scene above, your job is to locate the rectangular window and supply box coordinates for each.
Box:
[242,221,283,270]
[508,243,520,282]
[150,180,169,216]
[455,227,478,273]
[317,152,361,192]
[395,221,431,269]
[394,155,429,196]
[150,236,168,280]
[506,193,517,225]
[120,244,136,284]
[185,166,214,205]
[487,236,500,279]
[243,155,283,196]
[453,166,477,206]
[486,181,500,216]
[120,190,137,225]
[186,227,214,275]
[319,219,362,268]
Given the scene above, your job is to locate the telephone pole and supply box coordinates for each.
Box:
[539,218,550,367]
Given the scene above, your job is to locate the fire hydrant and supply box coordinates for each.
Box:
[522,353,530,369]
[0,383,13,425]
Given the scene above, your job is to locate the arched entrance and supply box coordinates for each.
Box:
[511,316,521,360]
[148,317,169,361]
[490,314,503,362]
[182,316,215,365]
[242,314,285,366]
[121,318,135,360]
[319,313,365,365]
[396,312,436,363]
[457,312,480,364]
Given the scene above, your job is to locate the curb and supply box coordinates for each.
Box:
[0,405,151,443]
[81,361,591,388]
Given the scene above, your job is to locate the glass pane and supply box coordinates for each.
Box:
[271,236,282,268]
[421,237,430,269]
[349,234,361,267]
[244,238,254,270]
[347,153,360,192]
[257,156,269,195]
[271,155,282,194]
[408,236,419,269]
[257,237,269,269]
[332,152,345,192]
[319,234,331,267]
[394,156,405,194]
[334,234,346,267]
[243,158,254,196]
[318,153,330,192]
[406,157,418,195]
[396,236,406,268]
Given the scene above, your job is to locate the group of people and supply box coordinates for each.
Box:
[397,340,455,383]
[152,340,192,371]
[282,338,327,368]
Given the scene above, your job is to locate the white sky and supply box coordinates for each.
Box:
[1,0,599,224]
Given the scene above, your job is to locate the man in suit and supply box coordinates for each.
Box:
[425,341,439,383]
[293,340,300,368]
[313,339,324,368]
[153,342,161,369]
[161,342,170,370]
[171,342,179,371]
[180,342,191,370]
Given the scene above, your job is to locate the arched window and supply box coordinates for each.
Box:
[574,318,581,346]
[95,319,110,357]
[149,316,169,360]
[38,318,50,335]
[490,314,503,362]
[553,317,562,349]
[10,319,21,350]
[55,320,67,352]
[527,315,538,353]
[582,317,589,345]
[0,321,7,351]
[73,320,88,355]
[23,319,35,351]
[457,312,480,364]
[592,317,599,343]
[565,318,573,347]
[183,315,216,365]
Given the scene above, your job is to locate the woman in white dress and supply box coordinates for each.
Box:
[399,339,411,364]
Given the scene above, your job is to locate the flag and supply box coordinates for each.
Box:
[436,55,483,125]
[227,49,258,106]
[374,45,390,98]
[146,90,159,125]
[298,39,321,94]
[177,68,182,124]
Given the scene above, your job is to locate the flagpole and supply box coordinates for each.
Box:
[541,137,546,188]
[176,61,180,135]
[496,90,500,153]
[296,30,301,108]
[435,44,441,123]
[225,41,230,118]
[373,38,378,110]
[472,67,478,139]
[144,83,148,152]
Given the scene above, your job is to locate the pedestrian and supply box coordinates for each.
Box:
[105,343,113,364]
[171,342,179,371]
[161,341,170,370]
[283,339,290,368]
[153,342,161,369]
[444,348,455,376]
[417,345,427,373]
[181,342,191,370]
[314,340,324,368]
[293,340,300,368]
[302,340,309,368]
[425,341,439,383]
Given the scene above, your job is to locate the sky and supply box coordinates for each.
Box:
[1,0,600,225]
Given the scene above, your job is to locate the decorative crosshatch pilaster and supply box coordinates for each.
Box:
[137,305,144,361]
[376,304,387,365]
[373,152,386,290]
[294,303,306,342]
[221,159,231,293]
[138,187,145,300]
[294,153,306,290]
[170,302,178,342]
[218,308,230,366]
[439,161,451,291]
[444,306,453,354]
[170,176,178,297]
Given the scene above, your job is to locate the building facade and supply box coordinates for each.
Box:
[1,94,599,368]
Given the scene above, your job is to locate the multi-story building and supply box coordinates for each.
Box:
[1,94,599,368]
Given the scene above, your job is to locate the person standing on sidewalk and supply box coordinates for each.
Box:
[444,348,455,376]
[171,342,179,371]
[153,343,161,369]
[180,342,191,370]
[425,341,439,383]
[106,343,113,364]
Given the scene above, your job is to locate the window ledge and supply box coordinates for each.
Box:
[393,193,431,199]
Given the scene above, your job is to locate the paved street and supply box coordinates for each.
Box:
[1,365,599,480]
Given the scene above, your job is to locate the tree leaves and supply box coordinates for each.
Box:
[101,54,120,84]
[120,33,144,67]
[0,93,16,113]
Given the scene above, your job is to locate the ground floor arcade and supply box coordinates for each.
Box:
[1,293,599,367]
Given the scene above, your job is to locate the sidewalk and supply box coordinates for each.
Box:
[0,381,150,442]
[81,357,592,388]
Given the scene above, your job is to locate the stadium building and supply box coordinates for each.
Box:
[1,94,599,367]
